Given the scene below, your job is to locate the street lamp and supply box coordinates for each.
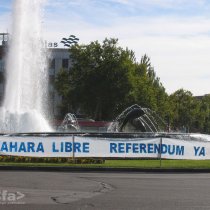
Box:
[60,35,79,47]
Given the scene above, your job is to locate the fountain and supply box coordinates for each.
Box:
[0,0,210,162]
[0,0,52,132]
[108,104,166,133]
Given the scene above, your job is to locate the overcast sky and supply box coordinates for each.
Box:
[1,0,210,96]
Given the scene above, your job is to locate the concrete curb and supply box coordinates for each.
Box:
[0,165,210,173]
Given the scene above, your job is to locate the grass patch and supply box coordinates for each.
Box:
[0,159,210,169]
[104,159,210,169]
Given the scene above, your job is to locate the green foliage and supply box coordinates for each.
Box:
[128,54,170,120]
[169,89,195,131]
[169,89,210,133]
[199,95,210,133]
[2,159,210,169]
[55,38,169,121]
[55,38,133,119]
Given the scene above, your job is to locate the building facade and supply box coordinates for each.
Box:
[48,48,71,118]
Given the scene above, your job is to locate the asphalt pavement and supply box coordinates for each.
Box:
[1,171,210,210]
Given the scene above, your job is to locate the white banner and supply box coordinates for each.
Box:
[0,135,209,159]
[161,138,210,160]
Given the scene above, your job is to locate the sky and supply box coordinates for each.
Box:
[1,0,210,96]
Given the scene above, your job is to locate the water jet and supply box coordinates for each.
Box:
[0,0,52,133]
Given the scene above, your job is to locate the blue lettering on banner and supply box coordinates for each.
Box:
[0,142,44,153]
[161,144,167,154]
[110,142,184,156]
[118,143,124,153]
[126,143,132,153]
[52,142,90,153]
[74,143,81,153]
[194,146,205,156]
[1,142,8,152]
[148,144,153,153]
[83,143,89,153]
[18,142,26,152]
[37,142,44,153]
[110,143,117,153]
[52,142,59,152]
[133,143,138,153]
[168,145,175,155]
[154,144,160,154]
[65,142,72,152]
[140,144,146,153]
[27,142,35,152]
[176,145,184,156]
[0,141,90,154]
[200,147,205,156]
[10,142,18,152]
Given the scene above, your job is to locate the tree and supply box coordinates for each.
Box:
[169,89,199,132]
[128,54,169,121]
[55,39,170,123]
[55,38,135,120]
[196,95,210,133]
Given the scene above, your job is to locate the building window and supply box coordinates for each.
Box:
[0,95,3,106]
[0,72,4,83]
[62,59,69,69]
[49,75,55,83]
[49,59,55,69]
[0,60,4,72]
[49,91,55,101]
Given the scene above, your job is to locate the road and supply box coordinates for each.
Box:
[0,171,210,210]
